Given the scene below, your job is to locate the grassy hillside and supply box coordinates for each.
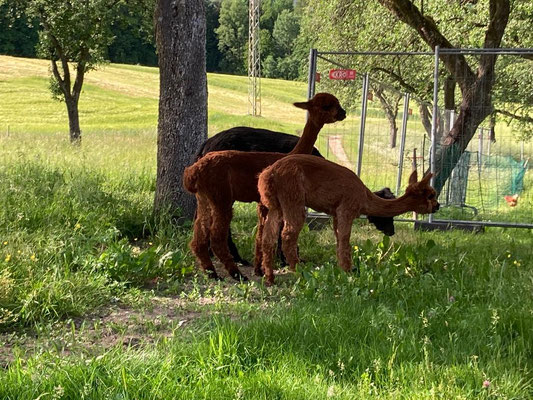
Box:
[0,56,532,398]
[0,55,308,136]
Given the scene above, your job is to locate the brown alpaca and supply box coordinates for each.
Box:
[183,93,346,281]
[258,154,440,285]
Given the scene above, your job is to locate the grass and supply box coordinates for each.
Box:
[0,55,532,398]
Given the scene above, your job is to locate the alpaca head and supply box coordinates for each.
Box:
[293,93,346,124]
[405,171,440,214]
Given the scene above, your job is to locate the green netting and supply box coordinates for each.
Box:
[482,154,528,197]
[441,150,529,210]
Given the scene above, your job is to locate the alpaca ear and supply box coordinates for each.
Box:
[420,173,433,185]
[408,170,418,185]
[293,101,311,110]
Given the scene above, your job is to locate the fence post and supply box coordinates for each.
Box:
[478,127,483,168]
[429,45,440,224]
[357,73,369,177]
[396,92,410,196]
[307,49,317,101]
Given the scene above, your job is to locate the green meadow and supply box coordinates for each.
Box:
[0,55,532,399]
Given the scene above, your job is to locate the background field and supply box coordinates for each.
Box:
[0,56,532,399]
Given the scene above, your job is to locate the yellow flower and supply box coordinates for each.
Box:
[17,250,21,254]
[4,254,11,262]
[514,260,521,267]
[507,254,511,258]
[74,223,81,230]
[149,242,153,246]
[353,245,359,251]
[2,241,7,246]
[30,254,37,262]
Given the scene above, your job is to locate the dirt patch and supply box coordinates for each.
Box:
[328,135,355,169]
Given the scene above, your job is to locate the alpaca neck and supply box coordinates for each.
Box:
[361,190,419,217]
[288,118,323,155]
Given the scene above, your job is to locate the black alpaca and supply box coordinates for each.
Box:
[197,126,396,267]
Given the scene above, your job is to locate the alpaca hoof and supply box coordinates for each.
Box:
[263,275,274,287]
[205,269,222,280]
[253,266,264,277]
[230,270,248,282]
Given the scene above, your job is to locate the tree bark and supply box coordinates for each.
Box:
[65,97,81,144]
[153,0,207,220]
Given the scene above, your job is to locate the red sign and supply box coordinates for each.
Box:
[329,69,356,80]
[408,108,413,115]
[315,72,321,83]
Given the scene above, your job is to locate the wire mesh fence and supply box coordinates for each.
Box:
[307,48,532,228]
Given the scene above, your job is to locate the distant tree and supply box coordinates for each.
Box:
[107,3,157,67]
[216,0,248,74]
[3,0,133,144]
[0,2,38,57]
[206,0,223,72]
[153,0,207,219]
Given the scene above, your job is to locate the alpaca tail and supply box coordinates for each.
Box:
[258,164,281,211]
[183,164,199,194]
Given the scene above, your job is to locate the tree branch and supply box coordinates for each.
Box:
[377,0,476,91]
[479,0,510,76]
[495,108,533,124]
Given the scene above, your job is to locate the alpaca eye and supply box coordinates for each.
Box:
[322,104,332,111]
[428,193,435,200]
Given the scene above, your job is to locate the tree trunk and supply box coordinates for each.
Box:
[374,86,400,148]
[153,0,207,220]
[433,75,494,193]
[65,96,81,144]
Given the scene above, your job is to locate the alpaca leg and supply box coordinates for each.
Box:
[276,226,287,267]
[253,203,268,276]
[261,208,283,286]
[190,196,219,279]
[334,216,354,273]
[210,205,247,281]
[280,207,306,272]
[227,227,251,266]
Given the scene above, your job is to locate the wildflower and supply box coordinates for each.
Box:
[4,254,11,262]
[74,223,81,230]
[2,241,7,246]
[149,242,153,246]
[327,386,335,397]
[513,260,521,267]
[507,253,511,258]
[353,245,359,251]
[30,254,37,262]
[483,380,491,388]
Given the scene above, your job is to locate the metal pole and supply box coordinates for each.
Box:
[478,127,483,168]
[521,141,524,161]
[429,46,440,224]
[396,92,410,196]
[357,73,369,176]
[307,49,318,100]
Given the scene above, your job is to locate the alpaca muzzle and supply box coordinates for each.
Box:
[432,202,440,213]
[337,108,346,121]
